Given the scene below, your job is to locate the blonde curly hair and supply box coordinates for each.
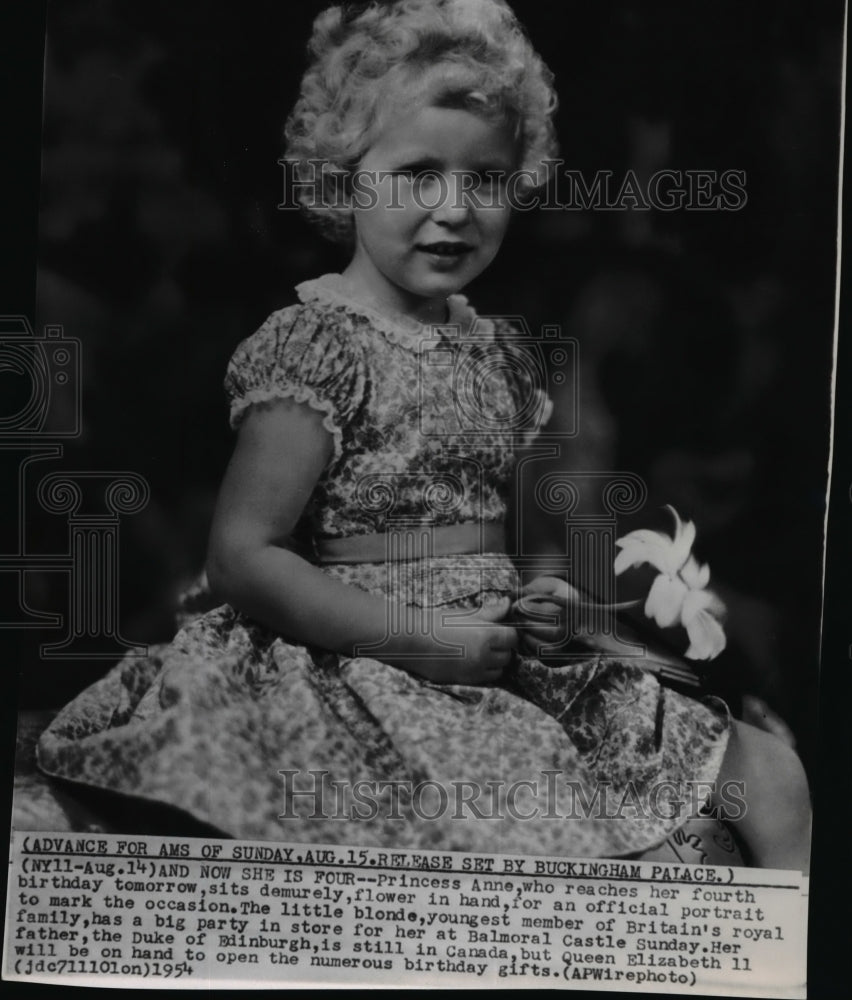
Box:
[284,0,559,244]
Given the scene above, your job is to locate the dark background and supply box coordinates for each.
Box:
[0,2,849,996]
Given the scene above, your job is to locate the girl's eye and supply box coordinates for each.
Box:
[472,170,504,191]
[392,164,433,180]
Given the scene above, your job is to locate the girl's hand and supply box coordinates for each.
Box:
[511,576,581,656]
[407,598,518,686]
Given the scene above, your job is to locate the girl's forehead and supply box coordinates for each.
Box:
[362,61,520,148]
[364,104,519,165]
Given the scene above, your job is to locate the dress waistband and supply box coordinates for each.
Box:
[313,522,506,564]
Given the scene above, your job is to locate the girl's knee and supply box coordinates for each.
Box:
[728,720,810,810]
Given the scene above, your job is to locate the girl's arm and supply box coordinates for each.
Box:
[206,399,516,683]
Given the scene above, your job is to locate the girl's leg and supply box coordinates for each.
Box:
[712,719,811,873]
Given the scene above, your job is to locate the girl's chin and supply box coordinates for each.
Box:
[404,269,476,299]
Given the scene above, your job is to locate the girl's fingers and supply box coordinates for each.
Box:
[519,577,580,597]
[488,626,518,651]
[522,627,562,643]
[519,577,561,595]
[477,597,512,622]
[521,628,566,653]
[514,597,563,620]
[488,649,514,670]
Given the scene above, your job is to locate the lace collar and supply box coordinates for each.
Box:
[295,273,494,349]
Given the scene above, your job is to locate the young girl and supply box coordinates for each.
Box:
[38,0,810,870]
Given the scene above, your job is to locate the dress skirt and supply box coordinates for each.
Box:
[37,554,731,858]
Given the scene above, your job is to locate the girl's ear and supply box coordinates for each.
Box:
[321,161,352,210]
[318,162,356,240]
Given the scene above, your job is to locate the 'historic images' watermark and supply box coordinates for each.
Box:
[278,771,747,823]
[279,161,747,214]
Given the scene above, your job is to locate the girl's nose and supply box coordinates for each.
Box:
[426,172,472,225]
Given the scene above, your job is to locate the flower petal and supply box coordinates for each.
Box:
[684,608,727,660]
[666,505,696,572]
[682,587,726,623]
[680,555,710,590]
[614,543,649,575]
[665,504,683,534]
[614,532,680,577]
[645,573,688,628]
[615,529,674,548]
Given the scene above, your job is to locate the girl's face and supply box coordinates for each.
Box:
[343,104,517,322]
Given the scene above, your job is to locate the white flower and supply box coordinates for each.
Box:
[614,505,726,661]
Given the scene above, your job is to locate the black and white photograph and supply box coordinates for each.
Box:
[1,0,847,992]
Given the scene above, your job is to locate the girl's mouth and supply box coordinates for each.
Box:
[416,241,474,257]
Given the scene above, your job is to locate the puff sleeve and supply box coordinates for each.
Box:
[224,304,368,464]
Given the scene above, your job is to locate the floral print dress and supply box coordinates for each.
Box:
[37,273,730,857]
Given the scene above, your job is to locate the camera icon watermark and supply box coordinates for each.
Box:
[0,316,80,438]
[418,315,577,442]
